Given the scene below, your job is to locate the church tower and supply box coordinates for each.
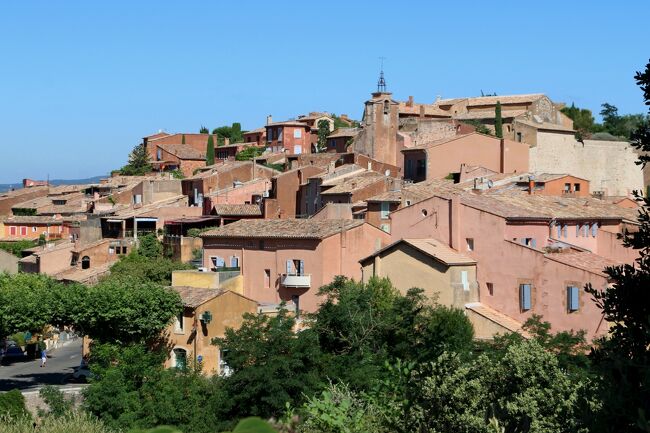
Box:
[353,68,399,166]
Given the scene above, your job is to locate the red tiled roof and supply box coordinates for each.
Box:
[158,144,206,160]
[212,204,262,217]
[201,219,364,239]
[544,251,621,277]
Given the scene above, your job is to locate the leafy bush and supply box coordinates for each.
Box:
[38,385,74,418]
[0,239,37,257]
[0,389,30,420]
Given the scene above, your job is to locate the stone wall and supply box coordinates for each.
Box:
[529,133,643,196]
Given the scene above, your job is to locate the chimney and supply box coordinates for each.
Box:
[450,195,462,250]
[419,105,425,118]
[528,176,535,195]
[224,137,230,146]
[266,115,273,125]
[407,96,414,107]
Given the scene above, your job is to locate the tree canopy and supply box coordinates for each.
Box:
[119,143,151,176]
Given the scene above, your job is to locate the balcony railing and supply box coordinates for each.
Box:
[281,273,311,288]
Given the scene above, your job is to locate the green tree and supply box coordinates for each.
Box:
[137,233,163,258]
[206,135,215,165]
[0,239,37,257]
[585,59,650,433]
[561,103,598,141]
[462,120,492,136]
[600,102,648,139]
[316,120,330,153]
[120,144,152,176]
[108,253,192,286]
[235,146,264,161]
[494,100,503,138]
[211,309,324,421]
[199,126,209,134]
[73,278,181,344]
[231,122,243,143]
[181,134,186,145]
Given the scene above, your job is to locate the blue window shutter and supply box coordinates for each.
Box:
[556,225,561,239]
[568,286,579,311]
[299,260,305,275]
[520,284,531,311]
[576,224,580,237]
[230,256,238,268]
[520,238,526,245]
[592,223,598,237]
[531,239,537,248]
[216,257,225,267]
[286,260,293,274]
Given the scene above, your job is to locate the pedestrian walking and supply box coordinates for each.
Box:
[40,348,47,367]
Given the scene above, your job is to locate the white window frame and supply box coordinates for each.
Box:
[294,128,302,139]
[380,202,390,219]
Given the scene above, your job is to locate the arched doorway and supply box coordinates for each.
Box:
[81,256,90,270]
[172,347,187,370]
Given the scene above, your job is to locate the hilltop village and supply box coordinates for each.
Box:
[0,78,645,371]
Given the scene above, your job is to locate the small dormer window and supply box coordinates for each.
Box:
[383,100,389,115]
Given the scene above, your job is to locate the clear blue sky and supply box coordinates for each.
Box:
[1,1,648,184]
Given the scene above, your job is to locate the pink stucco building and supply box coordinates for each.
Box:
[201,219,390,313]
[390,191,639,340]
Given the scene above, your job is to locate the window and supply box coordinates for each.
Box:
[157,148,162,161]
[380,202,390,219]
[487,282,494,296]
[31,226,36,232]
[567,286,579,312]
[466,238,474,251]
[286,259,305,275]
[516,132,522,142]
[10,226,16,236]
[292,294,301,318]
[576,224,580,237]
[383,100,389,114]
[174,312,184,333]
[133,194,142,205]
[210,256,225,269]
[555,224,561,239]
[416,159,426,178]
[461,271,469,291]
[109,247,115,255]
[574,183,581,192]
[230,256,239,268]
[519,284,532,311]
[564,183,571,193]
[294,128,302,139]
[173,348,187,370]
[267,128,273,141]
[406,200,412,206]
[562,225,568,238]
[591,223,598,237]
[406,159,414,178]
[81,256,91,270]
[380,224,390,233]
[219,349,232,377]
[122,247,128,255]
[264,269,271,288]
[20,227,27,236]
[278,129,283,141]
[582,224,589,237]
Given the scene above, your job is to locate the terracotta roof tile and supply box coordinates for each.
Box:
[360,238,476,266]
[321,172,386,195]
[172,286,226,308]
[201,219,364,239]
[158,144,206,160]
[465,302,530,336]
[327,128,360,139]
[544,251,621,277]
[212,204,262,217]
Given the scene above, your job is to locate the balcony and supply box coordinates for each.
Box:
[281,273,311,288]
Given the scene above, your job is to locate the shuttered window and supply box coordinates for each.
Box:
[519,284,532,311]
[567,286,579,312]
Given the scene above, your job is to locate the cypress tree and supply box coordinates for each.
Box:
[181,134,186,144]
[494,100,503,138]
[206,135,215,166]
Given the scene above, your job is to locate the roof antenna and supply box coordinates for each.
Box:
[377,56,387,93]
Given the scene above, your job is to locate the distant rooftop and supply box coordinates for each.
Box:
[201,219,364,239]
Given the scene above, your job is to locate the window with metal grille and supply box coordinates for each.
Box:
[567,286,579,312]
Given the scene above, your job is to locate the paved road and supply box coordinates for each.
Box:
[0,340,83,391]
